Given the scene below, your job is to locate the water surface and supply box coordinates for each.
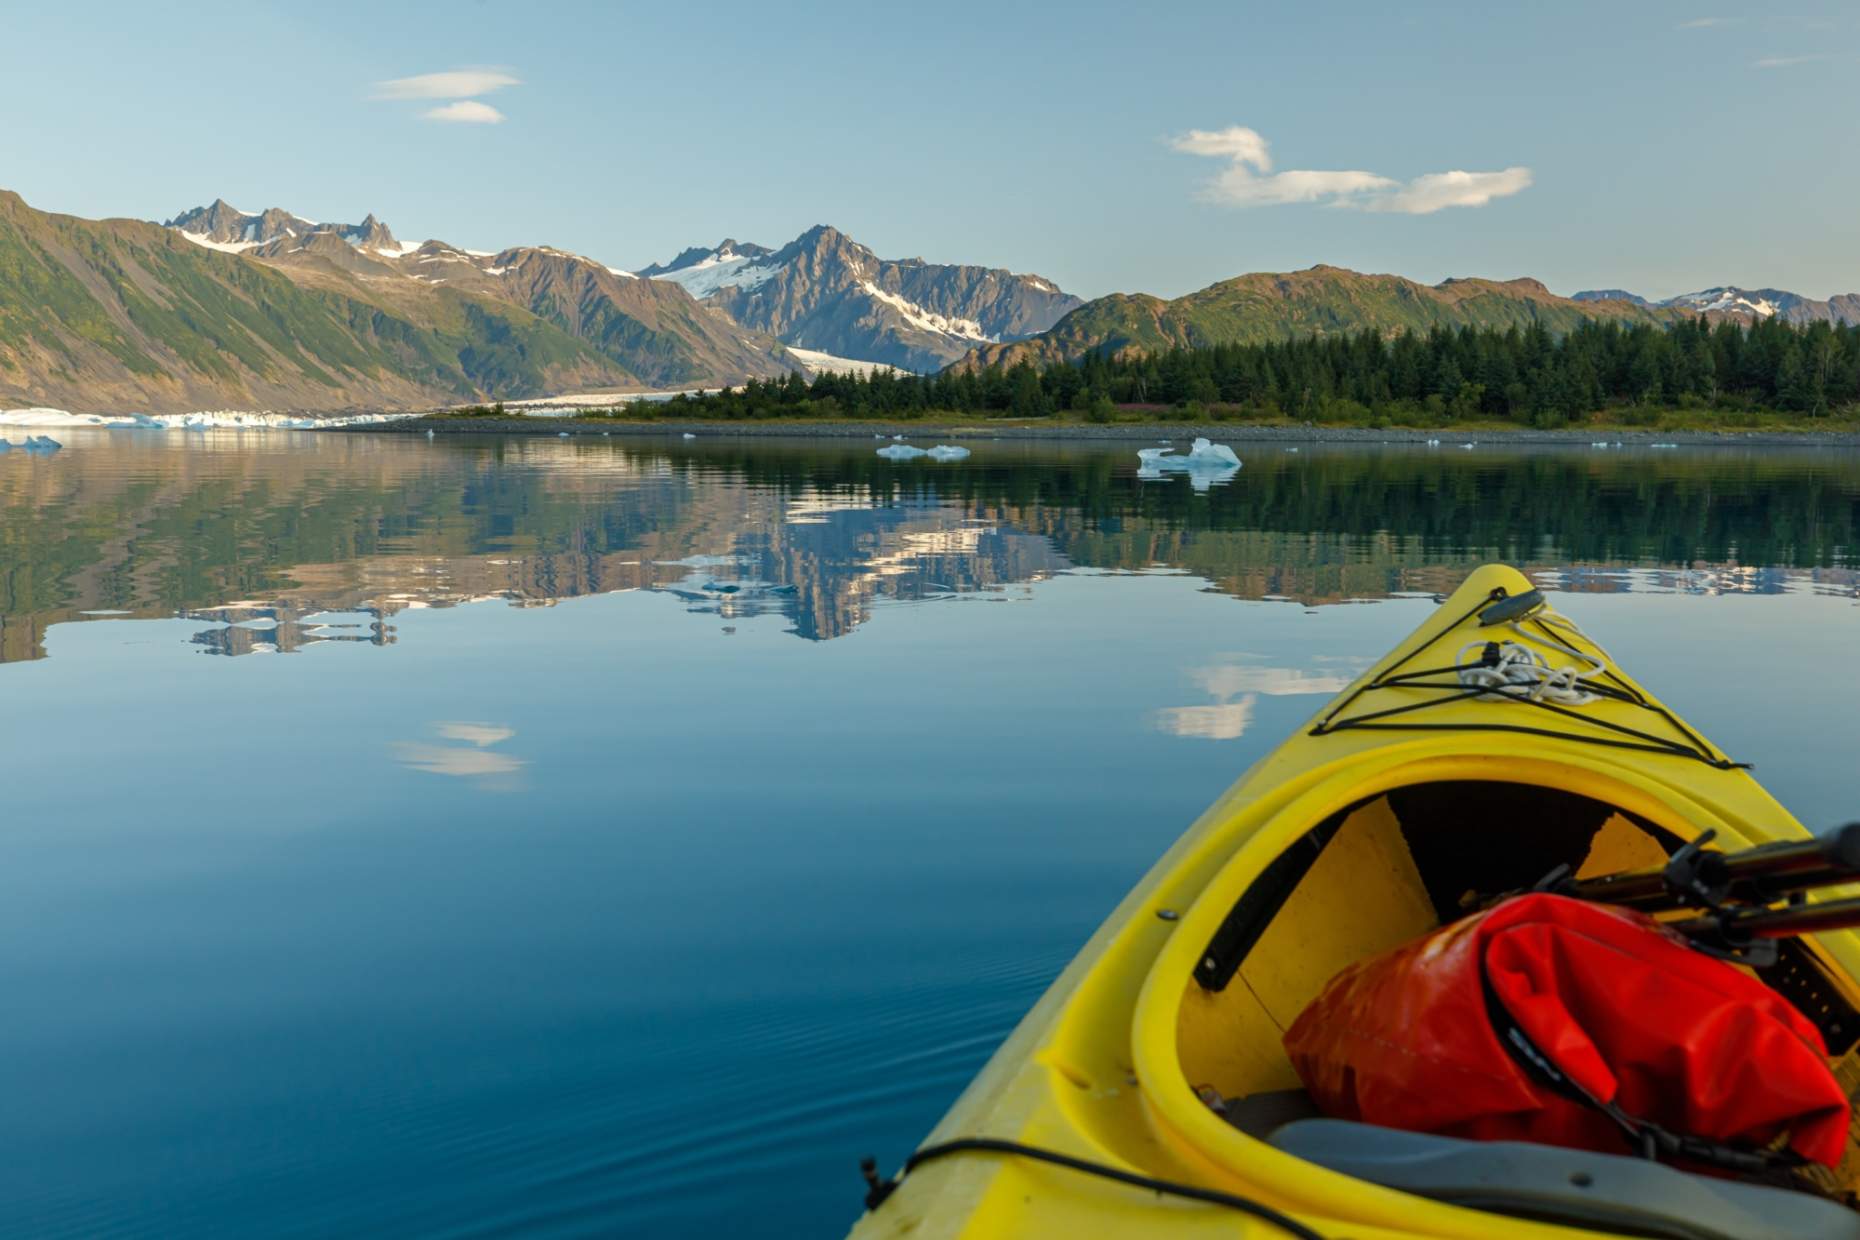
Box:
[1,431,1857,1238]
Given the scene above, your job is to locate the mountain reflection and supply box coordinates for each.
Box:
[2,433,1857,665]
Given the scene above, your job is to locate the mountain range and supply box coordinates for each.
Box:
[2,186,1856,414]
[964,266,1689,371]
[636,227,1081,371]
[1573,286,1860,325]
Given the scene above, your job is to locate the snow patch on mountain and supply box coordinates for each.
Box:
[783,345,907,377]
[857,281,996,343]
[1665,288,1781,318]
[179,232,269,254]
[651,250,781,298]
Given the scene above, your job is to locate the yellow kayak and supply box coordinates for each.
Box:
[849,563,1860,1240]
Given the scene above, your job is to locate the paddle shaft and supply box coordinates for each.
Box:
[1567,822,1860,914]
[1668,896,1860,943]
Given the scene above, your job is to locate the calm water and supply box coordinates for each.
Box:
[2,430,1858,1238]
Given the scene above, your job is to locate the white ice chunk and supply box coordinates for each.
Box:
[1137,438,1241,489]
[1137,437,1240,471]
[926,445,970,461]
[682,432,697,439]
[876,443,929,460]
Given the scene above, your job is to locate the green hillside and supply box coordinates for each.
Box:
[961,265,1690,370]
[0,190,634,413]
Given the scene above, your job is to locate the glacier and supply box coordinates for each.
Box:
[1,407,419,431]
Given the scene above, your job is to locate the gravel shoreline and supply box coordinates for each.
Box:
[332,416,1860,448]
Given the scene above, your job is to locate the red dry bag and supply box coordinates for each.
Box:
[1283,892,1850,1168]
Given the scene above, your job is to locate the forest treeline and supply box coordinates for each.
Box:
[568,317,1860,425]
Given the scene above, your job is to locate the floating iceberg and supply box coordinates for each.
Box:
[1137,438,1240,470]
[0,434,61,453]
[876,443,970,462]
[682,432,697,440]
[1136,438,1242,490]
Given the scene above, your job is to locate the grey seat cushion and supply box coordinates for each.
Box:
[1270,1118,1860,1240]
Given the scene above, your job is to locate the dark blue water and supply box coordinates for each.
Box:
[1,431,1857,1237]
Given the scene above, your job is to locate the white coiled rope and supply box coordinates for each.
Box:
[1456,615,1607,707]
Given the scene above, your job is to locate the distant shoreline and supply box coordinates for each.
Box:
[332,416,1860,448]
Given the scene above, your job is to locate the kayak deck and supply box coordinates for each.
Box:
[851,564,1860,1239]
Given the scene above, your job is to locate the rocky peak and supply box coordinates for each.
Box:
[1572,288,1652,307]
[713,238,772,261]
[349,213,398,251]
[637,238,773,278]
[1499,277,1552,297]
[162,199,397,253]
[166,198,265,242]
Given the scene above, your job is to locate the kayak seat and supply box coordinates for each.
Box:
[1269,1118,1860,1240]
[1217,1088,1323,1139]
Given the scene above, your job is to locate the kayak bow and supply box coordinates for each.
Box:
[849,564,1860,1240]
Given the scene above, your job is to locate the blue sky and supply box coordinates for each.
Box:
[3,1,1856,301]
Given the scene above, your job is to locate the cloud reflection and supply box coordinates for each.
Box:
[1154,655,1367,740]
[436,722,515,747]
[394,721,525,786]
[1154,698,1257,740]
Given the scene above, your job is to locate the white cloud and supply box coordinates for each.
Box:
[1170,125,1531,214]
[1753,54,1826,68]
[1168,126,1393,207]
[423,101,506,124]
[374,69,519,100]
[1676,16,1735,28]
[1366,167,1535,214]
[1171,125,1274,165]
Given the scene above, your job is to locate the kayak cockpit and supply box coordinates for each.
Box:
[1177,780,1675,1104]
[1158,777,1860,1237]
